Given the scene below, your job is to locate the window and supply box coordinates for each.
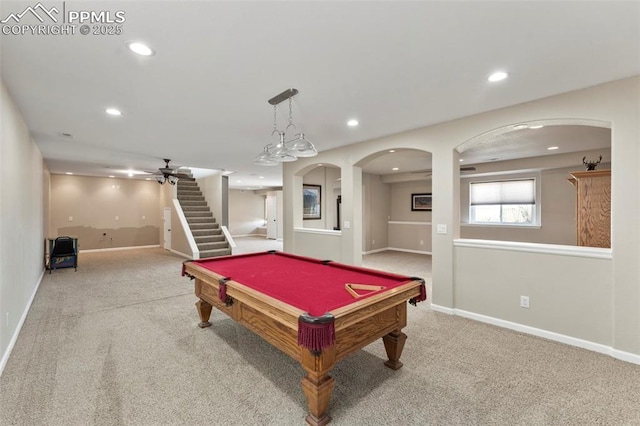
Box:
[469,179,536,225]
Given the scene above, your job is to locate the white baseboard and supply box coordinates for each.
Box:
[0,269,45,377]
[80,244,160,253]
[387,247,432,255]
[363,248,389,255]
[363,247,432,256]
[430,304,640,365]
[168,249,193,260]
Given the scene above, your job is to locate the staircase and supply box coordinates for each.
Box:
[176,176,231,259]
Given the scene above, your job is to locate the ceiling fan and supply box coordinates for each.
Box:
[411,166,477,177]
[147,159,192,185]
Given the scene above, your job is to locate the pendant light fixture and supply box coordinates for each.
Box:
[254,88,318,166]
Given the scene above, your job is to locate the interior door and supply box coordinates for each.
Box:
[266,195,277,239]
[163,207,171,249]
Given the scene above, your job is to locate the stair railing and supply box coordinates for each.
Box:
[221,226,236,254]
[172,199,200,259]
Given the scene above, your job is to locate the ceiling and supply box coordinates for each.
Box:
[1,1,638,189]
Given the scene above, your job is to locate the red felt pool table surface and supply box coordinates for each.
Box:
[188,251,415,316]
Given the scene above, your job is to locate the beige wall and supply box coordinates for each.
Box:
[283,76,640,360]
[302,166,341,230]
[50,175,160,250]
[390,180,432,221]
[1,81,45,373]
[362,173,391,252]
[459,149,611,246]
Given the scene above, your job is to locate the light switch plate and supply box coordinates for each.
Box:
[343,221,350,229]
[436,224,447,234]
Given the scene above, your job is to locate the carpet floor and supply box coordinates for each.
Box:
[1,240,639,425]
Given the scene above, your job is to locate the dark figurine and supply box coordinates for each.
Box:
[583,155,602,171]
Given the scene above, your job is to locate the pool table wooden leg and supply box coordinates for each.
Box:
[383,329,407,370]
[300,347,336,425]
[301,374,335,426]
[195,299,212,328]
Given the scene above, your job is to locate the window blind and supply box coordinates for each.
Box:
[470,179,535,206]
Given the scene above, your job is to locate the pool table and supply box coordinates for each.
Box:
[182,250,426,425]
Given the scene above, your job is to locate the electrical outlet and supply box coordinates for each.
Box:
[520,296,530,308]
[372,239,375,245]
[420,240,424,245]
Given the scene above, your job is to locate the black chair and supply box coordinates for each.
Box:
[50,236,77,274]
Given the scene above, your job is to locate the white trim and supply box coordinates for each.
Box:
[429,305,640,365]
[80,244,160,253]
[1,269,45,377]
[173,199,199,259]
[363,247,432,256]
[453,238,612,260]
[387,247,432,255]
[388,221,432,226]
[611,349,640,365]
[461,223,541,230]
[167,248,193,260]
[430,304,454,315]
[363,248,389,255]
[221,226,236,248]
[293,227,341,236]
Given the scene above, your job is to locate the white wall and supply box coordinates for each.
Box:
[283,76,640,362]
[228,189,265,236]
[0,81,45,375]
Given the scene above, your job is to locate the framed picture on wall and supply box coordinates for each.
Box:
[303,184,322,219]
[411,193,432,211]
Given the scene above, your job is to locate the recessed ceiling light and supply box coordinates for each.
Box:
[547,146,559,150]
[529,125,544,129]
[237,180,242,183]
[459,159,464,162]
[488,71,508,82]
[109,175,115,178]
[66,172,73,175]
[513,124,529,130]
[388,150,396,153]
[258,176,264,179]
[392,167,399,171]
[145,178,151,180]
[106,108,122,116]
[128,172,134,177]
[347,119,359,127]
[127,42,155,56]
